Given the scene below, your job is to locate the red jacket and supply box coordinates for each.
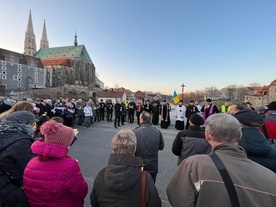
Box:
[260,110,276,141]
[23,141,88,207]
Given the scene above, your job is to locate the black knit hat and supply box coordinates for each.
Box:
[190,114,204,126]
[268,101,276,110]
[234,108,263,127]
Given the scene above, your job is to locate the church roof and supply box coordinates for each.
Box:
[35,45,92,62]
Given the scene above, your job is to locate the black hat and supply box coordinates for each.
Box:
[206,98,212,102]
[179,100,183,103]
[163,99,167,102]
[234,109,263,127]
[268,101,276,110]
[190,114,204,126]
[190,100,194,103]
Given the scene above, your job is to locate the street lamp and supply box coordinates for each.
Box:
[181,83,185,102]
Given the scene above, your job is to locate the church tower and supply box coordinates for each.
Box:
[40,20,49,49]
[24,10,37,56]
[74,31,78,46]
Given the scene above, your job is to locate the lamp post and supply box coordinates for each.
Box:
[181,83,185,101]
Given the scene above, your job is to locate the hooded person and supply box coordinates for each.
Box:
[90,129,161,207]
[235,108,276,172]
[23,120,88,207]
[172,113,210,166]
[0,111,38,207]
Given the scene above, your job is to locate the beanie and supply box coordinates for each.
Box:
[190,113,204,126]
[234,108,263,127]
[268,101,276,110]
[41,120,74,147]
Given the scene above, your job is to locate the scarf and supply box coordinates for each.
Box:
[0,120,35,137]
[203,104,215,120]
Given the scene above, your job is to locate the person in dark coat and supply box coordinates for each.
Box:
[0,111,38,207]
[185,100,199,129]
[133,111,164,182]
[151,97,161,125]
[235,108,276,172]
[0,99,13,114]
[128,99,136,123]
[160,100,171,129]
[114,98,122,128]
[121,102,127,125]
[172,113,210,165]
[90,129,161,207]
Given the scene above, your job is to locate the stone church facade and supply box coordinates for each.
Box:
[1,10,100,99]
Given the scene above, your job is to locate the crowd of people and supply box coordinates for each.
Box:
[0,96,275,206]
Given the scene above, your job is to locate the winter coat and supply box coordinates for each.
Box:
[167,144,276,207]
[90,153,161,207]
[172,125,210,165]
[23,141,88,207]
[83,106,93,117]
[133,123,164,175]
[239,127,276,172]
[0,121,35,207]
[260,110,276,140]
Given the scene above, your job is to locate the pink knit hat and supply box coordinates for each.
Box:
[41,120,74,147]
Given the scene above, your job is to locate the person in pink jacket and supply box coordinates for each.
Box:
[23,120,88,207]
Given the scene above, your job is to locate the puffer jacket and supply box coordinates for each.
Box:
[90,153,161,207]
[23,141,88,207]
[0,123,35,207]
[172,125,210,165]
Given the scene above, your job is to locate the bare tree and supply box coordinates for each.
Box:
[226,85,237,101]
[205,86,219,100]
[236,86,249,103]
[249,82,261,87]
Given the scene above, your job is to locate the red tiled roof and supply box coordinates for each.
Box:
[135,90,146,99]
[98,91,125,98]
[269,79,276,86]
[41,58,73,67]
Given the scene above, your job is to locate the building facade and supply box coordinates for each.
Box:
[0,48,46,95]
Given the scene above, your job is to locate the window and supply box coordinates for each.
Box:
[18,64,22,68]
[17,83,22,87]
[34,68,38,71]
[2,66,6,70]
[13,75,18,80]
[2,71,6,75]
[34,80,38,83]
[2,61,6,65]
[2,75,6,79]
[18,73,22,77]
[34,72,38,75]
[17,78,22,82]
[17,68,22,73]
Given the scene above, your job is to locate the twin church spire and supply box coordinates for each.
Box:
[24,10,78,56]
[24,10,48,56]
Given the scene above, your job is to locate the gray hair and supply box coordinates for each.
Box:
[204,113,241,143]
[140,111,151,123]
[111,129,137,155]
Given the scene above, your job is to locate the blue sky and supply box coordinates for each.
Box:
[0,0,275,95]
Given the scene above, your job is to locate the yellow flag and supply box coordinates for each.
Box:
[172,90,180,104]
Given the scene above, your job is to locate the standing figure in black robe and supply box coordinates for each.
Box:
[160,100,171,129]
[151,97,161,125]
[185,100,199,129]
